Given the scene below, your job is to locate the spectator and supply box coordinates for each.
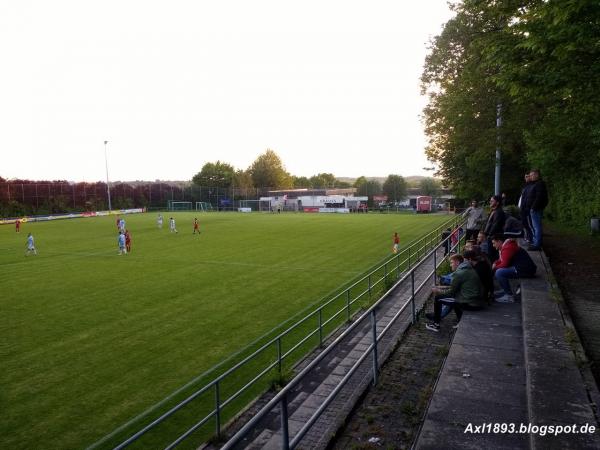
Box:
[463,200,485,241]
[441,228,452,256]
[503,212,523,239]
[491,234,537,303]
[464,249,494,304]
[425,254,485,332]
[518,172,534,242]
[527,169,548,250]
[483,195,506,262]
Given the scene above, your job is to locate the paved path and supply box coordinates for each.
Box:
[415,249,600,449]
[220,248,445,449]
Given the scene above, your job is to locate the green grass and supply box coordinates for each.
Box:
[0,211,451,449]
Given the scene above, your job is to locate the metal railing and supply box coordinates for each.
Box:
[101,216,463,450]
[221,224,465,449]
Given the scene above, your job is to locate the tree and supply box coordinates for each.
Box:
[192,161,235,188]
[354,177,382,205]
[421,0,529,201]
[309,173,337,188]
[248,149,292,189]
[420,178,441,197]
[382,175,407,203]
[233,170,255,197]
[292,176,310,188]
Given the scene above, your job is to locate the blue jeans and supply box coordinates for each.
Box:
[530,209,543,247]
[495,267,518,295]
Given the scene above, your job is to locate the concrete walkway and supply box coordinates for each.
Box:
[220,248,445,449]
[415,249,600,449]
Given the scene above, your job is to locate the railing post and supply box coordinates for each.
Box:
[368,274,372,298]
[318,309,323,347]
[346,290,351,323]
[411,271,416,324]
[277,337,282,375]
[215,381,221,439]
[371,309,378,385]
[280,392,290,450]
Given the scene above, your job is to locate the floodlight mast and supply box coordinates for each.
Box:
[104,140,112,211]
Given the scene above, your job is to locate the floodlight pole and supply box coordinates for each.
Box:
[104,140,112,211]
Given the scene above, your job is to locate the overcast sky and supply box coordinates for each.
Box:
[0,1,453,182]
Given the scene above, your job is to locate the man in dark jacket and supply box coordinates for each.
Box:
[518,172,534,242]
[528,169,548,250]
[483,195,506,262]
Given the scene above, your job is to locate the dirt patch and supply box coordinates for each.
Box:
[330,307,454,450]
[541,224,600,386]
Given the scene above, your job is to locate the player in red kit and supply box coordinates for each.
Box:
[125,229,131,253]
[15,219,21,233]
[193,218,200,235]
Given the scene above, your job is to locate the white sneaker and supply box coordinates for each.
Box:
[495,294,515,303]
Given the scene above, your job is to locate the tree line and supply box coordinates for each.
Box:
[191,148,442,204]
[421,0,600,225]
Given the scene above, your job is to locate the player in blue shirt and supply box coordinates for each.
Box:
[118,231,127,255]
[25,233,37,256]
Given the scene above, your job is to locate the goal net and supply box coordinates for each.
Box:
[195,202,214,212]
[167,201,193,211]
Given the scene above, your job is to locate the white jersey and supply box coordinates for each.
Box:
[27,235,35,249]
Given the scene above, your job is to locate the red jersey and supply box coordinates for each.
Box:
[16,220,21,231]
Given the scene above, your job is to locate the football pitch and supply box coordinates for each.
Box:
[1,211,451,449]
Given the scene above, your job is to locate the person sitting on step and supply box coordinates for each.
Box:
[426,254,485,332]
[491,234,537,303]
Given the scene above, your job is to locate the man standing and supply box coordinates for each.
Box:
[15,219,21,233]
[193,218,200,235]
[169,217,178,233]
[157,214,163,229]
[392,232,400,253]
[518,173,534,242]
[125,229,132,253]
[25,233,37,256]
[528,169,548,251]
[463,200,484,241]
[118,231,127,255]
[483,195,506,262]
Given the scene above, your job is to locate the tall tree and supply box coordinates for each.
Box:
[248,149,292,189]
[292,176,310,188]
[192,161,235,188]
[309,173,337,188]
[382,175,407,203]
[420,178,441,197]
[421,0,529,201]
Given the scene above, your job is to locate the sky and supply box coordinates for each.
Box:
[0,1,454,182]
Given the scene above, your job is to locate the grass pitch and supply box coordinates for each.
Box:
[1,211,451,449]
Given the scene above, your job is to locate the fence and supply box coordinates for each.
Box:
[89,215,463,450]
[0,182,272,217]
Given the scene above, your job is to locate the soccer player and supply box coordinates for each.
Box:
[157,214,163,229]
[193,218,200,234]
[15,219,21,233]
[119,218,126,232]
[116,216,121,230]
[118,231,127,255]
[392,232,400,254]
[125,229,131,253]
[169,217,178,233]
[25,233,37,256]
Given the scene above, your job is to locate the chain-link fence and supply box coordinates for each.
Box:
[0,182,273,217]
